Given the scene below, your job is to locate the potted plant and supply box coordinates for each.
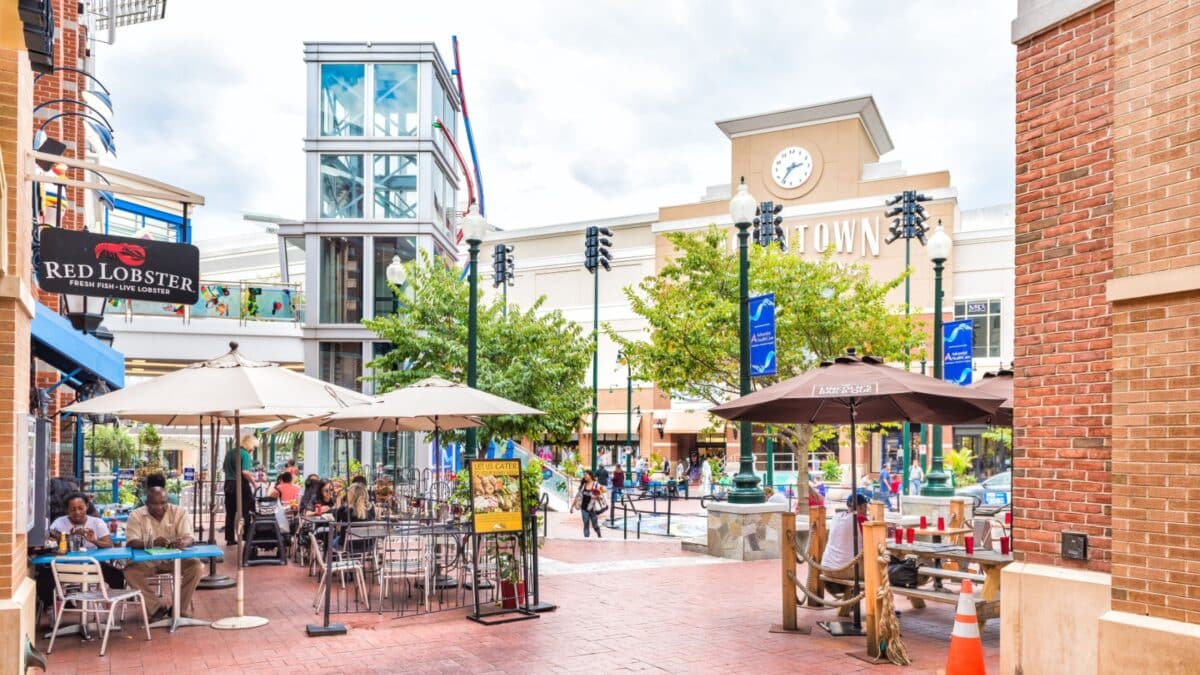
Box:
[497,550,524,609]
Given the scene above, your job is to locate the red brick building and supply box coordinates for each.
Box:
[1006,1,1200,672]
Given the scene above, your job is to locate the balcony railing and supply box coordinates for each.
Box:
[110,280,304,324]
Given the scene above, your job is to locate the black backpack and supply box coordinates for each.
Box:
[888,557,920,588]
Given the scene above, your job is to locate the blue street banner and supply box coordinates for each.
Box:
[943,319,974,385]
[749,293,776,377]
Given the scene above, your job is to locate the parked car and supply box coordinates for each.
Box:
[955,470,1011,507]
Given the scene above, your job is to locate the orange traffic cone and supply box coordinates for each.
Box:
[944,579,987,674]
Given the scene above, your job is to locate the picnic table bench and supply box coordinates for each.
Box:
[886,541,1012,628]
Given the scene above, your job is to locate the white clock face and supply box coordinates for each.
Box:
[771,146,813,189]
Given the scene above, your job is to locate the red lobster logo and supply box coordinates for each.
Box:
[94,242,147,267]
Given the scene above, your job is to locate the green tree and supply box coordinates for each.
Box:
[364,252,593,447]
[611,226,926,508]
[86,424,137,469]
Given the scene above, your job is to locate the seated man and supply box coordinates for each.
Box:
[822,492,870,583]
[123,487,201,622]
[36,492,125,616]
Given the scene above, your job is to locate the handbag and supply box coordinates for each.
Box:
[589,490,607,513]
[887,557,920,588]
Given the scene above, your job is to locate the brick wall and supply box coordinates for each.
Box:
[1109,0,1200,624]
[1012,3,1115,572]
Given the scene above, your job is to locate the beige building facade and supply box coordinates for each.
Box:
[478,96,1015,476]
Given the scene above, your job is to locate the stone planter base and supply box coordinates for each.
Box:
[705,502,790,561]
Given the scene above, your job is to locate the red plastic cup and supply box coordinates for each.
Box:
[937,516,945,531]
[894,528,903,545]
[906,528,915,544]
[919,515,928,529]
[1000,536,1011,555]
[965,535,975,554]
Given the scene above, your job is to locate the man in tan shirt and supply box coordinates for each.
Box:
[124,487,201,621]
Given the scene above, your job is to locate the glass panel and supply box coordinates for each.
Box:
[319,430,362,481]
[130,299,189,318]
[319,237,363,323]
[319,341,363,392]
[320,64,364,136]
[283,237,306,285]
[191,282,240,318]
[990,300,1001,314]
[373,236,418,316]
[320,155,364,218]
[373,64,418,136]
[989,315,1001,357]
[241,284,300,321]
[432,78,445,151]
[373,154,418,219]
[971,317,986,358]
[954,301,965,318]
[374,432,415,475]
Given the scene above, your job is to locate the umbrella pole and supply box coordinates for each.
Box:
[199,417,234,590]
[212,412,268,630]
[820,401,867,638]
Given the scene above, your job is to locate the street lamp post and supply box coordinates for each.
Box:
[461,206,488,460]
[620,352,634,476]
[923,222,954,496]
[727,179,764,504]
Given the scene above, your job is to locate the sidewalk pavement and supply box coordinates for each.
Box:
[40,536,998,674]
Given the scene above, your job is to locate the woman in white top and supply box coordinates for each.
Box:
[822,492,870,582]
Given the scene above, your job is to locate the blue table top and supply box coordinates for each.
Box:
[31,547,132,565]
[129,543,224,563]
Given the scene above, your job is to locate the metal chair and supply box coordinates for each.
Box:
[376,533,429,613]
[48,558,151,657]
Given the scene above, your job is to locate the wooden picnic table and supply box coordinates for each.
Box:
[906,526,973,539]
[887,541,1013,601]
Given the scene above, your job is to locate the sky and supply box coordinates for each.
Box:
[92,0,1017,240]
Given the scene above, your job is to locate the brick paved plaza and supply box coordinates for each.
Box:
[40,536,999,674]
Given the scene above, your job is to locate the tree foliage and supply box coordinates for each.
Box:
[86,424,137,468]
[364,252,593,447]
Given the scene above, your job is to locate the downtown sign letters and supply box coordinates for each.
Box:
[38,228,200,305]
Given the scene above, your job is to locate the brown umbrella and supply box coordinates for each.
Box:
[709,351,1005,637]
[968,369,1013,427]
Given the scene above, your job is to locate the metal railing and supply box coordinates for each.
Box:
[110,280,304,325]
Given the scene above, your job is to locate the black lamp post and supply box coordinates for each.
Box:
[727,178,764,504]
[461,205,488,460]
[923,221,954,496]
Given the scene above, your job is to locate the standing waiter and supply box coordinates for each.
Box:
[223,434,259,546]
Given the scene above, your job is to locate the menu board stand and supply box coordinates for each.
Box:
[465,460,538,625]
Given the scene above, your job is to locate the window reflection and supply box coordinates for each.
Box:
[319,237,363,323]
[373,154,418,218]
[374,64,418,136]
[373,236,417,316]
[320,155,364,218]
[320,64,364,136]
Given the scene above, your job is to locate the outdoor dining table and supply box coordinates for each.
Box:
[129,543,225,632]
[887,541,1013,600]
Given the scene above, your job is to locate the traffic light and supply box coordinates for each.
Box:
[585,226,613,273]
[884,191,934,244]
[493,244,514,288]
[753,201,785,248]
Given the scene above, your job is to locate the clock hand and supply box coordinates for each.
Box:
[781,162,802,182]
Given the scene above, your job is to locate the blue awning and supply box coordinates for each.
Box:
[31,302,124,390]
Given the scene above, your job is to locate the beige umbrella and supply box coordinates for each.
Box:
[63,342,375,630]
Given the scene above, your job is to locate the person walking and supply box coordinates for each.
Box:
[222,434,258,546]
[611,464,625,503]
[595,462,610,489]
[909,459,925,496]
[878,465,894,511]
[569,470,605,538]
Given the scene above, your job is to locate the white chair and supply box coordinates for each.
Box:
[376,534,429,613]
[312,528,370,613]
[48,558,151,657]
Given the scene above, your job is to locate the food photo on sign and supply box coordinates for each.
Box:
[468,460,524,533]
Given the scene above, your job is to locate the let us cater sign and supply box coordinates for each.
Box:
[38,228,199,305]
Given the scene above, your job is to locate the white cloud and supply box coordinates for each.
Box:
[92,0,1016,238]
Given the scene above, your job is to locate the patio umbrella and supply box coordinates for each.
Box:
[710,351,1005,636]
[968,369,1013,427]
[63,341,375,630]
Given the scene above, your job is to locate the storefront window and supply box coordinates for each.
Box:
[319,430,362,480]
[373,154,418,219]
[374,64,418,136]
[374,432,416,476]
[319,237,363,323]
[372,236,417,316]
[954,299,1003,358]
[320,155,364,218]
[320,64,364,136]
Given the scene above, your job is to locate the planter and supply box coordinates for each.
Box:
[499,580,525,609]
